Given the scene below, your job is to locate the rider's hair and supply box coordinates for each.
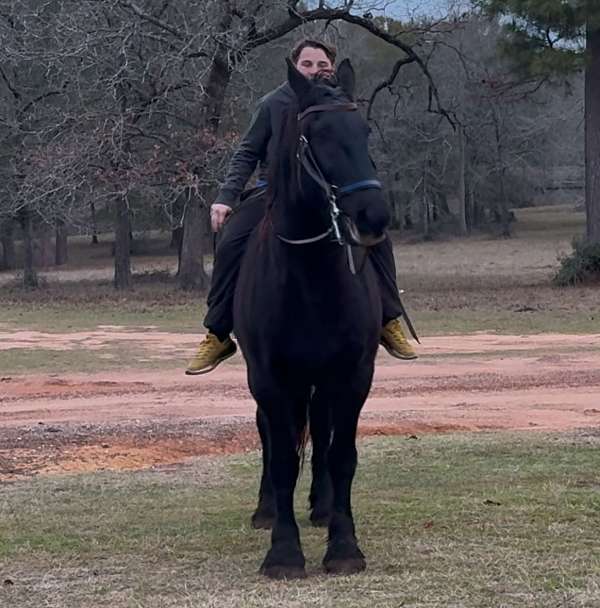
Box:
[290,39,337,66]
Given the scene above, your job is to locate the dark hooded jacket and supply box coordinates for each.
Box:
[216,83,295,208]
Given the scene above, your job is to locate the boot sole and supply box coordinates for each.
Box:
[380,340,418,360]
[185,346,237,375]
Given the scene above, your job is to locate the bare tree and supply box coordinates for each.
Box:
[356,14,580,237]
[1,1,583,291]
[0,2,81,285]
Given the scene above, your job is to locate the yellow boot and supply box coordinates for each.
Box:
[380,319,418,360]
[185,333,237,375]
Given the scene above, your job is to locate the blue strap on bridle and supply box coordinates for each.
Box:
[338,180,382,195]
[255,179,381,195]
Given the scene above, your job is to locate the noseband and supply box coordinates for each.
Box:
[277,102,383,254]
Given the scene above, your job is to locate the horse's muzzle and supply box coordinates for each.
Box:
[357,233,387,247]
[341,216,386,247]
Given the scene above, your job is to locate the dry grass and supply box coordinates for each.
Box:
[0,205,597,338]
[2,432,600,607]
[394,205,585,290]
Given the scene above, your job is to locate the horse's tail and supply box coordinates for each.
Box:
[297,418,310,471]
[296,386,315,469]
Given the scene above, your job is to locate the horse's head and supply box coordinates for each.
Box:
[287,58,390,246]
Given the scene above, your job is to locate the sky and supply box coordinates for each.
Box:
[376,0,472,20]
[303,1,473,21]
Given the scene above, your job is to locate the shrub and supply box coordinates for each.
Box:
[554,239,600,285]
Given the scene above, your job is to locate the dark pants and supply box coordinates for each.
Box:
[204,189,404,340]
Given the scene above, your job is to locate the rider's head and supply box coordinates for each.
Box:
[291,39,336,79]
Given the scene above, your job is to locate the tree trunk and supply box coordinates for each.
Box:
[1,219,17,270]
[55,220,68,266]
[171,225,184,276]
[37,224,54,268]
[457,124,468,236]
[585,22,600,243]
[18,208,38,288]
[422,161,430,240]
[178,193,210,290]
[388,190,402,231]
[170,226,183,250]
[179,29,232,290]
[114,195,131,289]
[497,168,512,237]
[492,108,512,238]
[200,207,214,257]
[467,180,476,230]
[90,202,99,244]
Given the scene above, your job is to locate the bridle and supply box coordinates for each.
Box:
[277,102,384,263]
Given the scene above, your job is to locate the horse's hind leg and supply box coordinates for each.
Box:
[252,408,276,529]
[308,395,333,527]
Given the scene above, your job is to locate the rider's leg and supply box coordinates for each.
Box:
[186,191,266,375]
[369,235,418,360]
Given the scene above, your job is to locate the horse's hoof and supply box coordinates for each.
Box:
[309,511,330,528]
[260,544,306,579]
[323,557,366,575]
[323,540,366,575]
[259,564,307,580]
[251,511,275,530]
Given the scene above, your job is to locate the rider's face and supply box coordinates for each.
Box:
[295,47,334,79]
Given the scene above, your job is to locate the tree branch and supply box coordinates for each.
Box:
[366,56,415,120]
[245,7,455,128]
[0,65,20,101]
[19,86,68,117]
[117,0,185,40]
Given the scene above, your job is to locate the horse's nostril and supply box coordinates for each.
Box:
[358,206,390,236]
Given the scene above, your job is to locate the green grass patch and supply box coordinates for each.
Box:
[414,308,600,336]
[1,432,600,607]
[0,280,207,333]
[0,304,204,333]
[0,346,186,374]
[1,293,598,337]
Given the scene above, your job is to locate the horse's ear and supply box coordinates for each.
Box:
[287,58,312,103]
[336,58,355,100]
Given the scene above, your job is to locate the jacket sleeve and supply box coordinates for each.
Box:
[215,99,272,207]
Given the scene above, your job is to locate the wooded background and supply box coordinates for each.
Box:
[1,0,597,289]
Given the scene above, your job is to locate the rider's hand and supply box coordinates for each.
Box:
[210,203,233,232]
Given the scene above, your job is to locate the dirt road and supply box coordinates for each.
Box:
[1,331,599,481]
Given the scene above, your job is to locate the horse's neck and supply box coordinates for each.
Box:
[272,221,348,287]
[274,186,330,241]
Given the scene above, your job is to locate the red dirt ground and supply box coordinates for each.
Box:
[1,331,599,481]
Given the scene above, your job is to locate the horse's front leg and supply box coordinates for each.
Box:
[251,383,306,579]
[320,375,373,575]
[252,408,276,529]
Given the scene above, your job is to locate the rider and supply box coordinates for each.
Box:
[186,39,418,375]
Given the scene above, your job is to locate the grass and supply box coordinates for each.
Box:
[0,345,185,374]
[0,205,597,337]
[0,298,206,333]
[1,432,600,607]
[415,306,599,336]
[1,285,598,338]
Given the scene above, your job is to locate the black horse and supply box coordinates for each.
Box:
[233,59,390,579]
